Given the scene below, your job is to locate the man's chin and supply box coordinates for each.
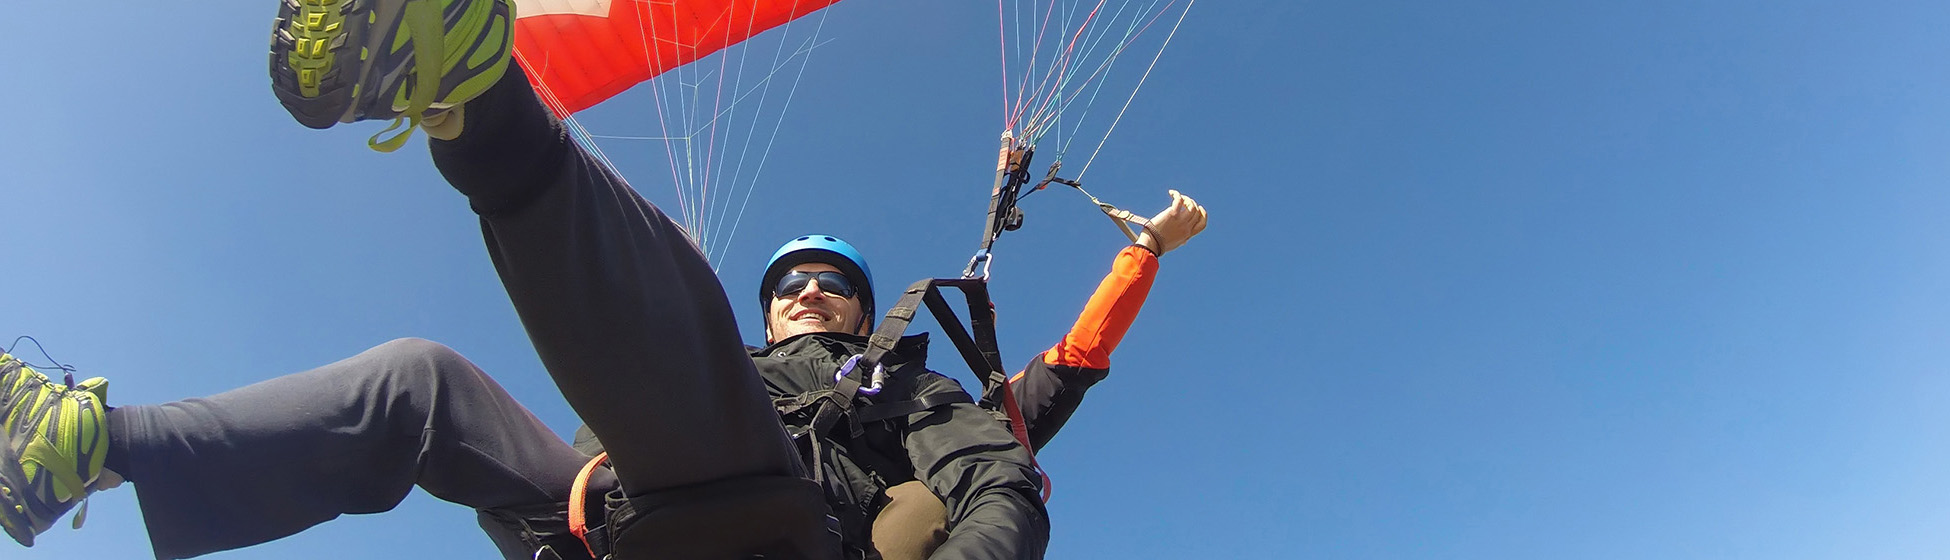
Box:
[779,322,835,339]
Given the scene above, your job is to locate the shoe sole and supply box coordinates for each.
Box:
[0,456,35,547]
[271,0,396,129]
[271,0,513,131]
[0,358,35,546]
[0,363,40,548]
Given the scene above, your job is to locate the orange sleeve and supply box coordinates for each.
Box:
[1042,245,1159,369]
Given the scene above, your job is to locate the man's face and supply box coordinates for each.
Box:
[766,262,867,343]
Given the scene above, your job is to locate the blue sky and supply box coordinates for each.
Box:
[7,1,1950,558]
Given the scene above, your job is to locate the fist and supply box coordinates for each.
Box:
[1136,189,1207,256]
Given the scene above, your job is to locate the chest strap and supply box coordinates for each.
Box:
[853,392,974,424]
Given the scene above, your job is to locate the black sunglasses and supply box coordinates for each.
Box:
[773,271,860,299]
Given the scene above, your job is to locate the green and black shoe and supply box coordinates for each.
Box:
[269,0,516,151]
[0,354,112,548]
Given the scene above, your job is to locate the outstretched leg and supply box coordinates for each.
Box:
[108,338,602,559]
[430,67,837,560]
[427,66,803,494]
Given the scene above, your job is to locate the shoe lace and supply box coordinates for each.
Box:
[67,468,122,531]
[367,0,450,153]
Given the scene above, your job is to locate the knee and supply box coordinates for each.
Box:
[370,337,467,365]
[362,337,481,386]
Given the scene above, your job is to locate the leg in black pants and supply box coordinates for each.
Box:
[107,338,612,560]
[109,66,827,560]
[428,66,803,495]
[427,66,835,558]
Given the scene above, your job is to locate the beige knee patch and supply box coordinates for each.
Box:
[871,481,950,560]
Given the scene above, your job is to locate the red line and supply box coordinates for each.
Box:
[1012,0,1067,131]
[1019,0,1105,136]
[998,0,1014,131]
[1048,0,1178,125]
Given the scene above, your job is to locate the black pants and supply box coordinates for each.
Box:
[108,65,808,559]
[108,338,610,559]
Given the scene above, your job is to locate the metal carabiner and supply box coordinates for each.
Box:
[833,354,886,395]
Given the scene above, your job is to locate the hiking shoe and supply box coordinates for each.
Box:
[269,0,516,151]
[0,354,111,547]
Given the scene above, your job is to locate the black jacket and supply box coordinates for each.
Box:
[1009,355,1108,452]
[756,332,1049,559]
[575,332,1053,558]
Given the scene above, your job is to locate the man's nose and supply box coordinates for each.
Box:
[796,279,828,301]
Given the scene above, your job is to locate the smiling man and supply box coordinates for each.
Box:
[767,263,864,337]
[760,235,877,343]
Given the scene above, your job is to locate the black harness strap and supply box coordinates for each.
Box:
[777,379,866,488]
[856,277,1052,502]
[862,278,1010,406]
[854,392,974,424]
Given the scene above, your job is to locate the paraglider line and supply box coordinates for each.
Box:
[1008,0,1173,150]
[679,2,743,254]
[1020,0,1117,142]
[523,50,636,205]
[998,0,1011,129]
[1013,0,1103,136]
[585,38,826,143]
[1077,0,1192,181]
[684,3,743,252]
[1002,0,1061,133]
[1042,0,1175,152]
[708,34,830,263]
[700,0,763,259]
[633,0,693,234]
[713,0,815,266]
[703,0,818,265]
[719,6,831,267]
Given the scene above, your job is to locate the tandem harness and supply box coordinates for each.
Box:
[546,278,1050,560]
[761,276,1054,540]
[821,277,1054,503]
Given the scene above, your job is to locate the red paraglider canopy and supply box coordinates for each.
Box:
[513,0,840,115]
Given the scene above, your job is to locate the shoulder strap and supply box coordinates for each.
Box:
[861,277,1052,502]
[861,278,1009,407]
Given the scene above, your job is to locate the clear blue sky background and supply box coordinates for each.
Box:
[7,1,1950,558]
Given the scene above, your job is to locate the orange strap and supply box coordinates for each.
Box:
[998,378,1053,502]
[1044,245,1159,369]
[569,452,609,558]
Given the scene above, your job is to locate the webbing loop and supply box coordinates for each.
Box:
[1060,179,1152,244]
[568,452,608,559]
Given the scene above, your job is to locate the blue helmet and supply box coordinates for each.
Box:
[760,234,875,330]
